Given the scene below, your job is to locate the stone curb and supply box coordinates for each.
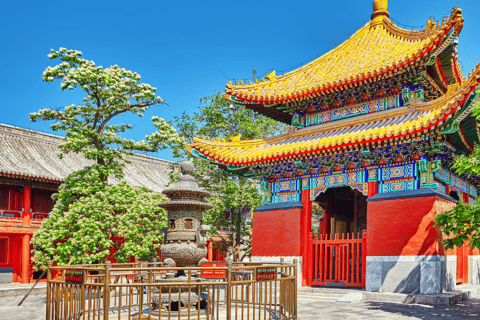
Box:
[0,286,46,298]
[361,287,480,306]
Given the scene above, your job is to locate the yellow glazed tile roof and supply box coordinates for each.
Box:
[225,8,464,104]
[192,64,480,166]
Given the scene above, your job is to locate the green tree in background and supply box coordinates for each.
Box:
[171,88,287,261]
[435,91,480,250]
[30,48,184,268]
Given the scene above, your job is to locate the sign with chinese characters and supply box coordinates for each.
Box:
[201,262,227,278]
[65,270,84,284]
[256,267,277,281]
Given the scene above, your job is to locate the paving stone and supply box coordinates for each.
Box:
[0,290,480,319]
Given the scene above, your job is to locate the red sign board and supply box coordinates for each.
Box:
[65,270,84,284]
[201,262,227,278]
[256,267,277,281]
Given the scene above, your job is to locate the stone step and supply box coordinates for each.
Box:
[298,289,357,295]
[298,292,346,298]
[297,288,358,302]
[297,296,340,302]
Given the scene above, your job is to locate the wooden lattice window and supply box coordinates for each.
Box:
[0,238,8,264]
[35,190,54,213]
[47,197,54,212]
[36,197,46,212]
[0,186,8,209]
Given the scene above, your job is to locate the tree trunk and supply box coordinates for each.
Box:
[96,157,108,182]
[235,210,242,262]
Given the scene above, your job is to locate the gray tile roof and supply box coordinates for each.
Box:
[0,124,173,193]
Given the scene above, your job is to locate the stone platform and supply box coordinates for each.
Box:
[328,284,480,306]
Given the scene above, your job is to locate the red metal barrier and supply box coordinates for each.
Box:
[310,231,366,288]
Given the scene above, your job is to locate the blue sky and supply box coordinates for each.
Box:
[1,0,479,161]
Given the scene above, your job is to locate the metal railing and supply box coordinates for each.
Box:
[46,259,297,320]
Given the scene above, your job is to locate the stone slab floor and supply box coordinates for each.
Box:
[1,295,480,319]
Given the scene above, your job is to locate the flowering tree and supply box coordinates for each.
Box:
[435,95,480,250]
[30,48,184,268]
[32,167,167,266]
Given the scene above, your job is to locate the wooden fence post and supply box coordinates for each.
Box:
[293,258,298,317]
[103,261,111,320]
[81,260,86,318]
[46,261,53,320]
[226,259,232,320]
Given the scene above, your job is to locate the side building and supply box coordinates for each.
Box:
[0,123,173,283]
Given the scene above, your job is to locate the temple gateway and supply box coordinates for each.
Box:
[190,0,480,293]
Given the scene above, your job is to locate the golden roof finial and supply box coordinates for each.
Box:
[371,0,390,27]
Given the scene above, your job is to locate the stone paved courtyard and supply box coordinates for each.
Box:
[1,294,480,320]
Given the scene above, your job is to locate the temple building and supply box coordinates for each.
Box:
[0,123,172,283]
[190,1,480,293]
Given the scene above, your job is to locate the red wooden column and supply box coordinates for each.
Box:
[207,241,213,261]
[21,185,32,283]
[22,185,32,227]
[322,204,332,237]
[445,183,450,196]
[463,192,470,204]
[301,189,312,286]
[301,189,312,255]
[21,234,31,283]
[367,181,378,198]
[456,243,469,284]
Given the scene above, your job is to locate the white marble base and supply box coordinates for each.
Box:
[469,255,480,285]
[366,256,448,294]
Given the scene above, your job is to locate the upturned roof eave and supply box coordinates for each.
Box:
[191,64,480,167]
[225,8,464,105]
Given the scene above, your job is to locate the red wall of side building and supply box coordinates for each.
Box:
[252,208,302,257]
[367,196,456,257]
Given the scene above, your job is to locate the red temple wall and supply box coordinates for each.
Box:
[252,208,302,257]
[0,235,25,283]
[367,196,456,257]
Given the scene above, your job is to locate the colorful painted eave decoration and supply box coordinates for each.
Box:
[224,8,464,105]
[303,95,401,127]
[190,69,480,167]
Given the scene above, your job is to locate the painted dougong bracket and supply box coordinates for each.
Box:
[402,86,425,107]
[260,180,273,204]
[418,159,441,189]
[291,112,304,128]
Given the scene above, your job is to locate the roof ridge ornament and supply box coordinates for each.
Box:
[371,0,390,28]
[265,70,277,82]
[229,134,242,143]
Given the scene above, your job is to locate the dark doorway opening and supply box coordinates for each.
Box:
[449,190,460,201]
[314,186,367,236]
